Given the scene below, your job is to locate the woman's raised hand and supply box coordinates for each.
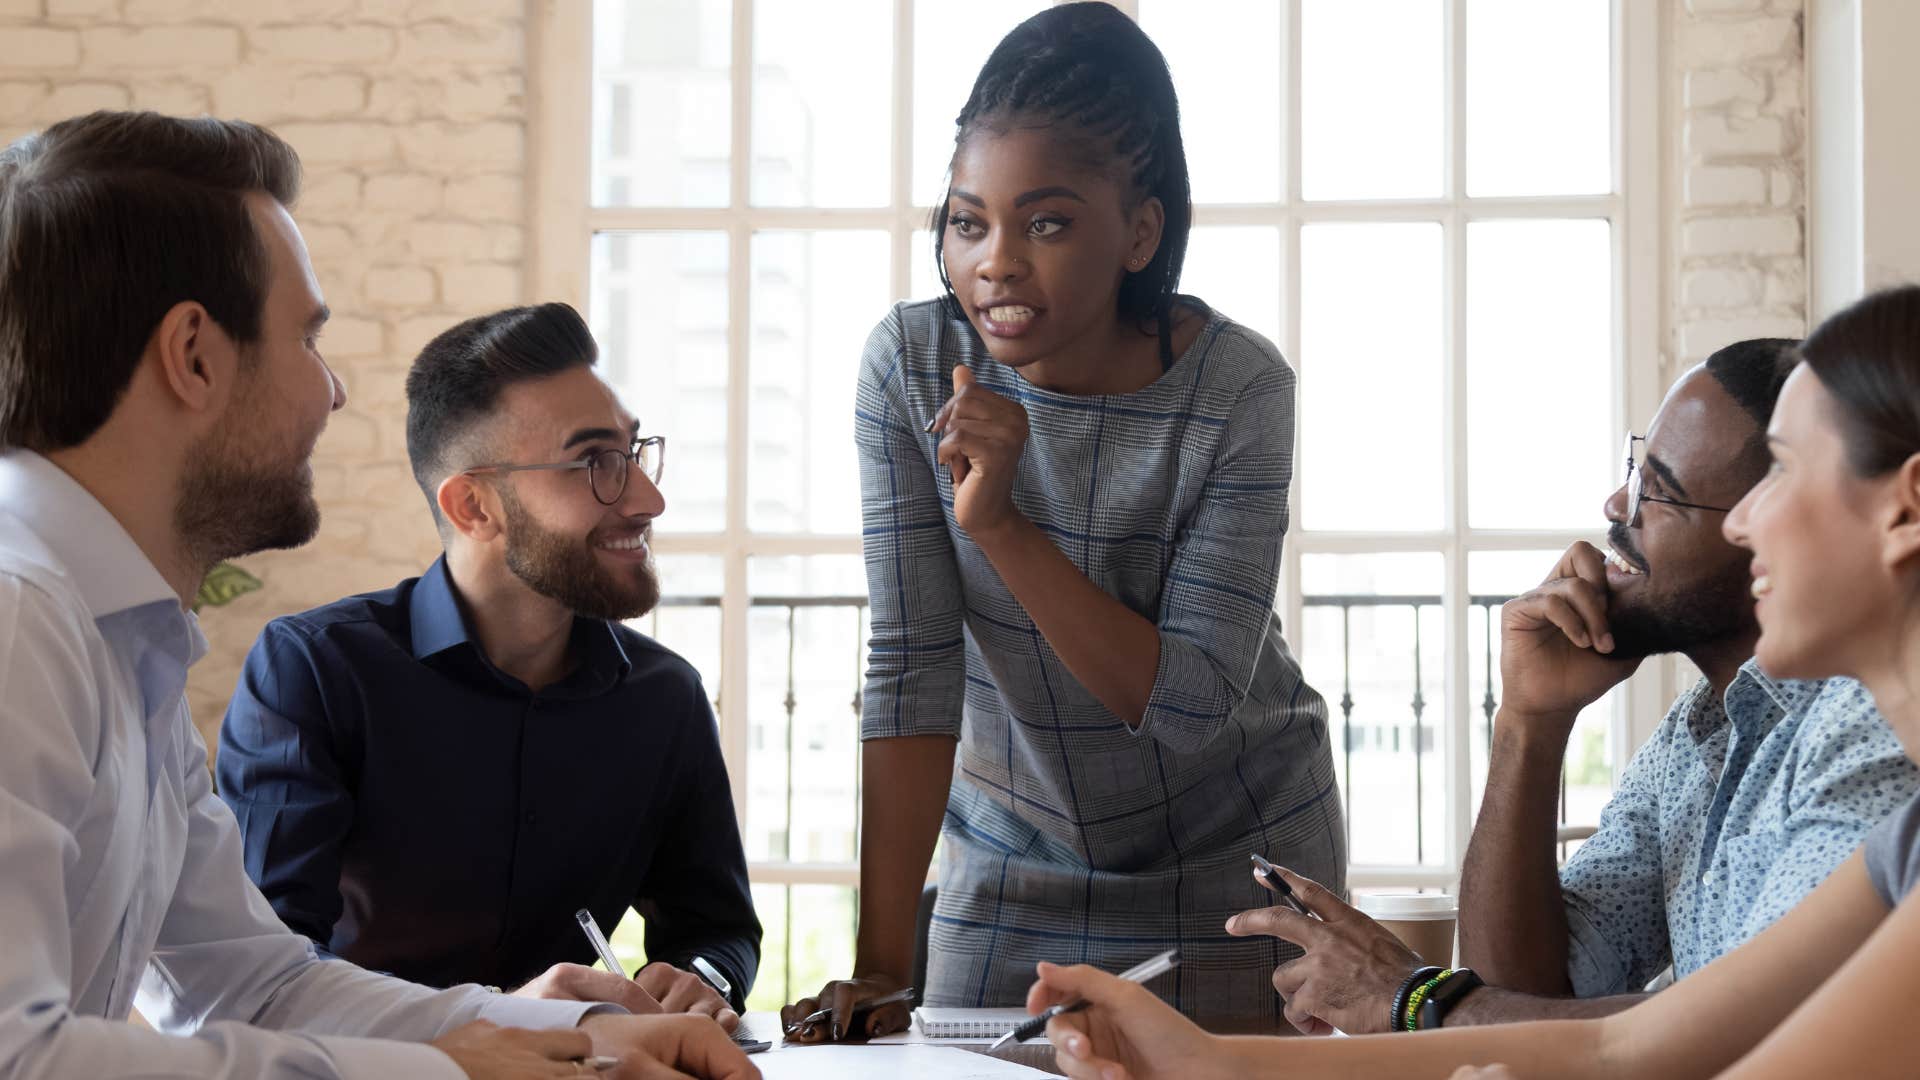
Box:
[931,365,1031,541]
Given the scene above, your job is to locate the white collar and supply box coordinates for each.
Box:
[0,449,180,620]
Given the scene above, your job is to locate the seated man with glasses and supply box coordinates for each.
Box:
[217,302,760,1031]
[1225,338,1918,1034]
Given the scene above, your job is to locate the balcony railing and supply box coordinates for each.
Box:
[1301,594,1515,864]
[648,590,1589,1007]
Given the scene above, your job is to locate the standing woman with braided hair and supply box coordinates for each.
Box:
[782,2,1344,1038]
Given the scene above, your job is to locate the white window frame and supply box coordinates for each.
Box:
[527,0,1671,895]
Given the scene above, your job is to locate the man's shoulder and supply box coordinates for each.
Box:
[0,508,87,615]
[607,623,709,704]
[1772,674,1912,780]
[254,578,417,658]
[1774,674,1881,728]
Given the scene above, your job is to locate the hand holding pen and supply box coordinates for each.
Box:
[1024,955,1218,1080]
[779,975,916,1042]
[995,948,1180,1049]
[1249,852,1319,918]
[572,910,741,1032]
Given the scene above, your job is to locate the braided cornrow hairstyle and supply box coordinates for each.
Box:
[931,2,1193,367]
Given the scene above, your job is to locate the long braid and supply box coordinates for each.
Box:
[932,2,1192,366]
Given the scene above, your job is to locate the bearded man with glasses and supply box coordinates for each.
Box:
[1221,338,1919,1036]
[216,303,760,1035]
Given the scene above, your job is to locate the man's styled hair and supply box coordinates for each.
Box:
[1703,337,1801,483]
[0,110,302,452]
[405,302,599,524]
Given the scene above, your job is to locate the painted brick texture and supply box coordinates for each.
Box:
[1671,0,1809,371]
[0,0,528,743]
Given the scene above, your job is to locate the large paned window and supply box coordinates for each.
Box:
[531,0,1664,1010]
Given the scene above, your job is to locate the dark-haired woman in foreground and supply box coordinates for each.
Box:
[782,1,1343,1038]
[1030,284,1920,1079]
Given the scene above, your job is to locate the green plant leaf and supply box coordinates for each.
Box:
[195,561,263,612]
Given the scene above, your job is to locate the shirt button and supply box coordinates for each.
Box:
[522,810,538,825]
[1701,872,1712,886]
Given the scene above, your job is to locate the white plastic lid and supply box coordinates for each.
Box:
[1352,892,1457,920]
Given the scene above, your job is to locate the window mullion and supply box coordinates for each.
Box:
[890,0,914,301]
[1280,0,1304,651]
[720,0,755,838]
[1442,0,1473,874]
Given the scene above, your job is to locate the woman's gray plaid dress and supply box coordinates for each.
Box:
[856,298,1345,1021]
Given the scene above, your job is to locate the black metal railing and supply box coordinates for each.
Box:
[1300,594,1517,864]
[652,595,868,1005]
[649,591,1543,1001]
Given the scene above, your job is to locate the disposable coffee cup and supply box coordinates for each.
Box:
[1353,893,1457,966]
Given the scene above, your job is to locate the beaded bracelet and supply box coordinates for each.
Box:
[1403,969,1458,1031]
[1389,966,1445,1034]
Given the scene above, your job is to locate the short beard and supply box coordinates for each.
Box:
[1605,557,1759,660]
[499,488,659,622]
[175,414,320,569]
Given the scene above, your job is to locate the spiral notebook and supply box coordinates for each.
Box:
[912,1008,1033,1040]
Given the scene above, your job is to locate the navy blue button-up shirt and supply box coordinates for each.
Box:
[215,558,759,1002]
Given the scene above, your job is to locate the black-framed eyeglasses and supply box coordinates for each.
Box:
[465,435,666,506]
[1623,433,1732,528]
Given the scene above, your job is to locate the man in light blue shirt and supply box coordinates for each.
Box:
[1225,339,1918,1034]
[0,113,755,1079]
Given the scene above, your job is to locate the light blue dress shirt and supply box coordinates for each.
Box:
[0,450,604,1079]
[1561,662,1919,996]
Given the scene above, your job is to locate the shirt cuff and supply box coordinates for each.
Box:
[321,1035,471,1080]
[1562,903,1631,998]
[474,994,628,1030]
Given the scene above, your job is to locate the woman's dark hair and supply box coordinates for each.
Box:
[1800,284,1920,478]
[931,1,1192,365]
[405,302,598,524]
[0,110,302,452]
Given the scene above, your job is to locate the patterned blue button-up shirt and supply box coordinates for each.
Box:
[1561,662,1917,995]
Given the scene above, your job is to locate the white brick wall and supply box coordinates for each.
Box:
[2,0,1814,748]
[0,0,529,744]
[1670,0,1809,369]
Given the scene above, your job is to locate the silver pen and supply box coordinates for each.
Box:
[575,908,627,979]
[1250,852,1316,918]
[990,948,1180,1050]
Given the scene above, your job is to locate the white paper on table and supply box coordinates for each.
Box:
[754,1044,1054,1078]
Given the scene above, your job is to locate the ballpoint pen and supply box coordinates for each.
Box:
[784,985,917,1037]
[575,908,627,978]
[991,948,1180,1050]
[1250,852,1316,918]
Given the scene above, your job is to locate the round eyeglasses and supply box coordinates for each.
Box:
[464,435,666,506]
[1623,432,1731,528]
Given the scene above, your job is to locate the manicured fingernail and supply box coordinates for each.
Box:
[1226,914,1241,931]
[1067,1034,1085,1055]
